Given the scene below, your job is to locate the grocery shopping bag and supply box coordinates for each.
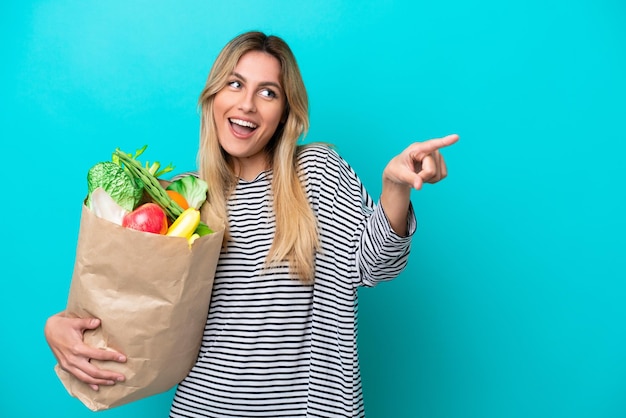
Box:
[54,202,224,411]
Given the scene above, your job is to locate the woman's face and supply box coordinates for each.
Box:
[213,50,286,180]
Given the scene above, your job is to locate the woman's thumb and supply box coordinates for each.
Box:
[80,317,101,330]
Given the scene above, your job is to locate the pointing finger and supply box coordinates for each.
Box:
[411,134,459,158]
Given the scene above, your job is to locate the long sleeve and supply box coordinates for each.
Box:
[304,144,416,289]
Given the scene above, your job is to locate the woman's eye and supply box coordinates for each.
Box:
[260,89,277,99]
[228,80,241,89]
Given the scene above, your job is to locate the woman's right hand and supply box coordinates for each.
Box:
[44,311,127,391]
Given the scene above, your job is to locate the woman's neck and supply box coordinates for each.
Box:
[232,155,270,181]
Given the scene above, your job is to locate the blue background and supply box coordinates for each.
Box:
[2,1,625,417]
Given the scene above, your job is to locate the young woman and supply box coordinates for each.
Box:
[45,31,459,417]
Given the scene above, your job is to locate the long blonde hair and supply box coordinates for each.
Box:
[198,31,319,284]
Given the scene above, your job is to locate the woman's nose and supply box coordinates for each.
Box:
[238,92,256,113]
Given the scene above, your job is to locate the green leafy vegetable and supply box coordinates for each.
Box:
[86,161,143,212]
[166,175,209,210]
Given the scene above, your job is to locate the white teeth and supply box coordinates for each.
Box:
[230,118,258,129]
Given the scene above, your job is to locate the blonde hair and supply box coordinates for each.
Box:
[198,31,319,284]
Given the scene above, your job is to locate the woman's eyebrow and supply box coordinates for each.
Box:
[231,71,283,91]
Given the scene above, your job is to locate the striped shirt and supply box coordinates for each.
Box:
[170,144,416,417]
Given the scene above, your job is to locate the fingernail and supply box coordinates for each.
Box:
[116,376,125,382]
[90,385,99,391]
[118,355,127,362]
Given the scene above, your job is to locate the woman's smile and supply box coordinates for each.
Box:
[229,117,259,138]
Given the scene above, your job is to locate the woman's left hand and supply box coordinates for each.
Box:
[383,134,459,190]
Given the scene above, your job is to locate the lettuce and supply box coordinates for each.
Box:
[166,175,208,209]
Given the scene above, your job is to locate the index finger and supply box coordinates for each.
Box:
[416,134,460,155]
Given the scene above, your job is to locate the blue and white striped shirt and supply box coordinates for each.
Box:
[170,144,416,417]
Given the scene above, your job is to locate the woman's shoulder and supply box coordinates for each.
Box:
[296,142,361,191]
[296,142,342,167]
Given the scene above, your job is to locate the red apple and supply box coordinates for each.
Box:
[122,203,168,235]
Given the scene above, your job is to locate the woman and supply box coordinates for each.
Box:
[45,31,459,417]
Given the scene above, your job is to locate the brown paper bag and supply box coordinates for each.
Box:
[55,203,224,411]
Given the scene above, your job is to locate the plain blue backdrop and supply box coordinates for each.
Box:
[2,1,625,417]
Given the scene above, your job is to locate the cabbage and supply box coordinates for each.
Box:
[86,161,143,212]
[89,187,129,225]
[166,175,208,209]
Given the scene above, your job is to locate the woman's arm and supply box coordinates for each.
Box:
[381,134,459,235]
[44,311,127,391]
